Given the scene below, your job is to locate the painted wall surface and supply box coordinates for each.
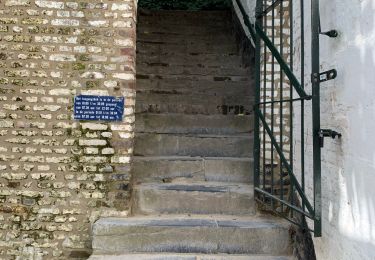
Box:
[232,0,375,259]
[232,0,256,43]
[293,0,375,259]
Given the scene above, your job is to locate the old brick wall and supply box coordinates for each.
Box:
[0,0,137,258]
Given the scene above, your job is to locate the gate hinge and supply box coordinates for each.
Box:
[318,129,342,148]
[312,69,337,83]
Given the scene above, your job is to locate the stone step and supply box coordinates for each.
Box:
[138,18,231,25]
[136,74,251,82]
[138,10,232,25]
[137,73,254,83]
[132,156,253,184]
[137,22,233,34]
[92,215,291,255]
[136,63,250,77]
[136,53,245,68]
[137,33,235,45]
[90,253,293,260]
[135,93,253,115]
[137,42,238,55]
[138,17,231,25]
[135,104,252,116]
[134,134,253,157]
[136,78,254,96]
[136,34,235,46]
[132,182,255,215]
[135,114,253,135]
[137,21,233,32]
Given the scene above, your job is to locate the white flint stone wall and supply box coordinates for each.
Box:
[0,0,137,258]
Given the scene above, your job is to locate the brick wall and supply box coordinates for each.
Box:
[0,0,137,258]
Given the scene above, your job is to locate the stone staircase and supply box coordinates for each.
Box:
[90,10,293,260]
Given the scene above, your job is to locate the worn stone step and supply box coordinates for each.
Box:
[134,134,253,157]
[137,28,236,39]
[135,102,251,115]
[90,253,293,260]
[137,22,233,34]
[138,19,230,25]
[136,33,235,45]
[136,74,251,82]
[136,78,254,96]
[137,33,235,45]
[136,53,245,68]
[137,73,254,82]
[132,156,253,184]
[137,21,232,33]
[135,93,253,115]
[137,42,238,55]
[137,83,254,97]
[135,114,253,135]
[137,51,243,60]
[138,21,231,31]
[136,78,253,94]
[132,182,255,215]
[137,63,250,77]
[138,19,231,26]
[92,215,291,255]
[138,10,232,26]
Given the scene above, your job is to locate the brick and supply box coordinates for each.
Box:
[84,147,99,155]
[5,0,31,6]
[102,148,115,155]
[49,54,76,62]
[51,19,79,26]
[0,120,13,128]
[79,139,107,146]
[81,123,108,131]
[35,0,64,9]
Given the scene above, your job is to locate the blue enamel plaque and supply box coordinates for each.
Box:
[74,95,125,121]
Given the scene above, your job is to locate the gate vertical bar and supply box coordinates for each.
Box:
[289,0,295,218]
[311,0,322,237]
[270,0,275,210]
[300,0,306,211]
[279,0,284,213]
[254,0,263,191]
[262,0,267,202]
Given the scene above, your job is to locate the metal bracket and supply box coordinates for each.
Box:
[312,69,337,83]
[318,129,342,148]
[320,30,338,38]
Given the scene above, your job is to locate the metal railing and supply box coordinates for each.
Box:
[234,0,325,237]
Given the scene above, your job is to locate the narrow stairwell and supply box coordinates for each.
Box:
[90,10,293,260]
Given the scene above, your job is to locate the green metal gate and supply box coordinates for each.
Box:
[234,0,339,237]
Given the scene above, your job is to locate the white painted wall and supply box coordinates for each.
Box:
[294,0,375,259]
[232,0,256,44]
[232,0,375,259]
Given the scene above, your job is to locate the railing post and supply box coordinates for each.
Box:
[311,0,322,237]
[254,0,263,192]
